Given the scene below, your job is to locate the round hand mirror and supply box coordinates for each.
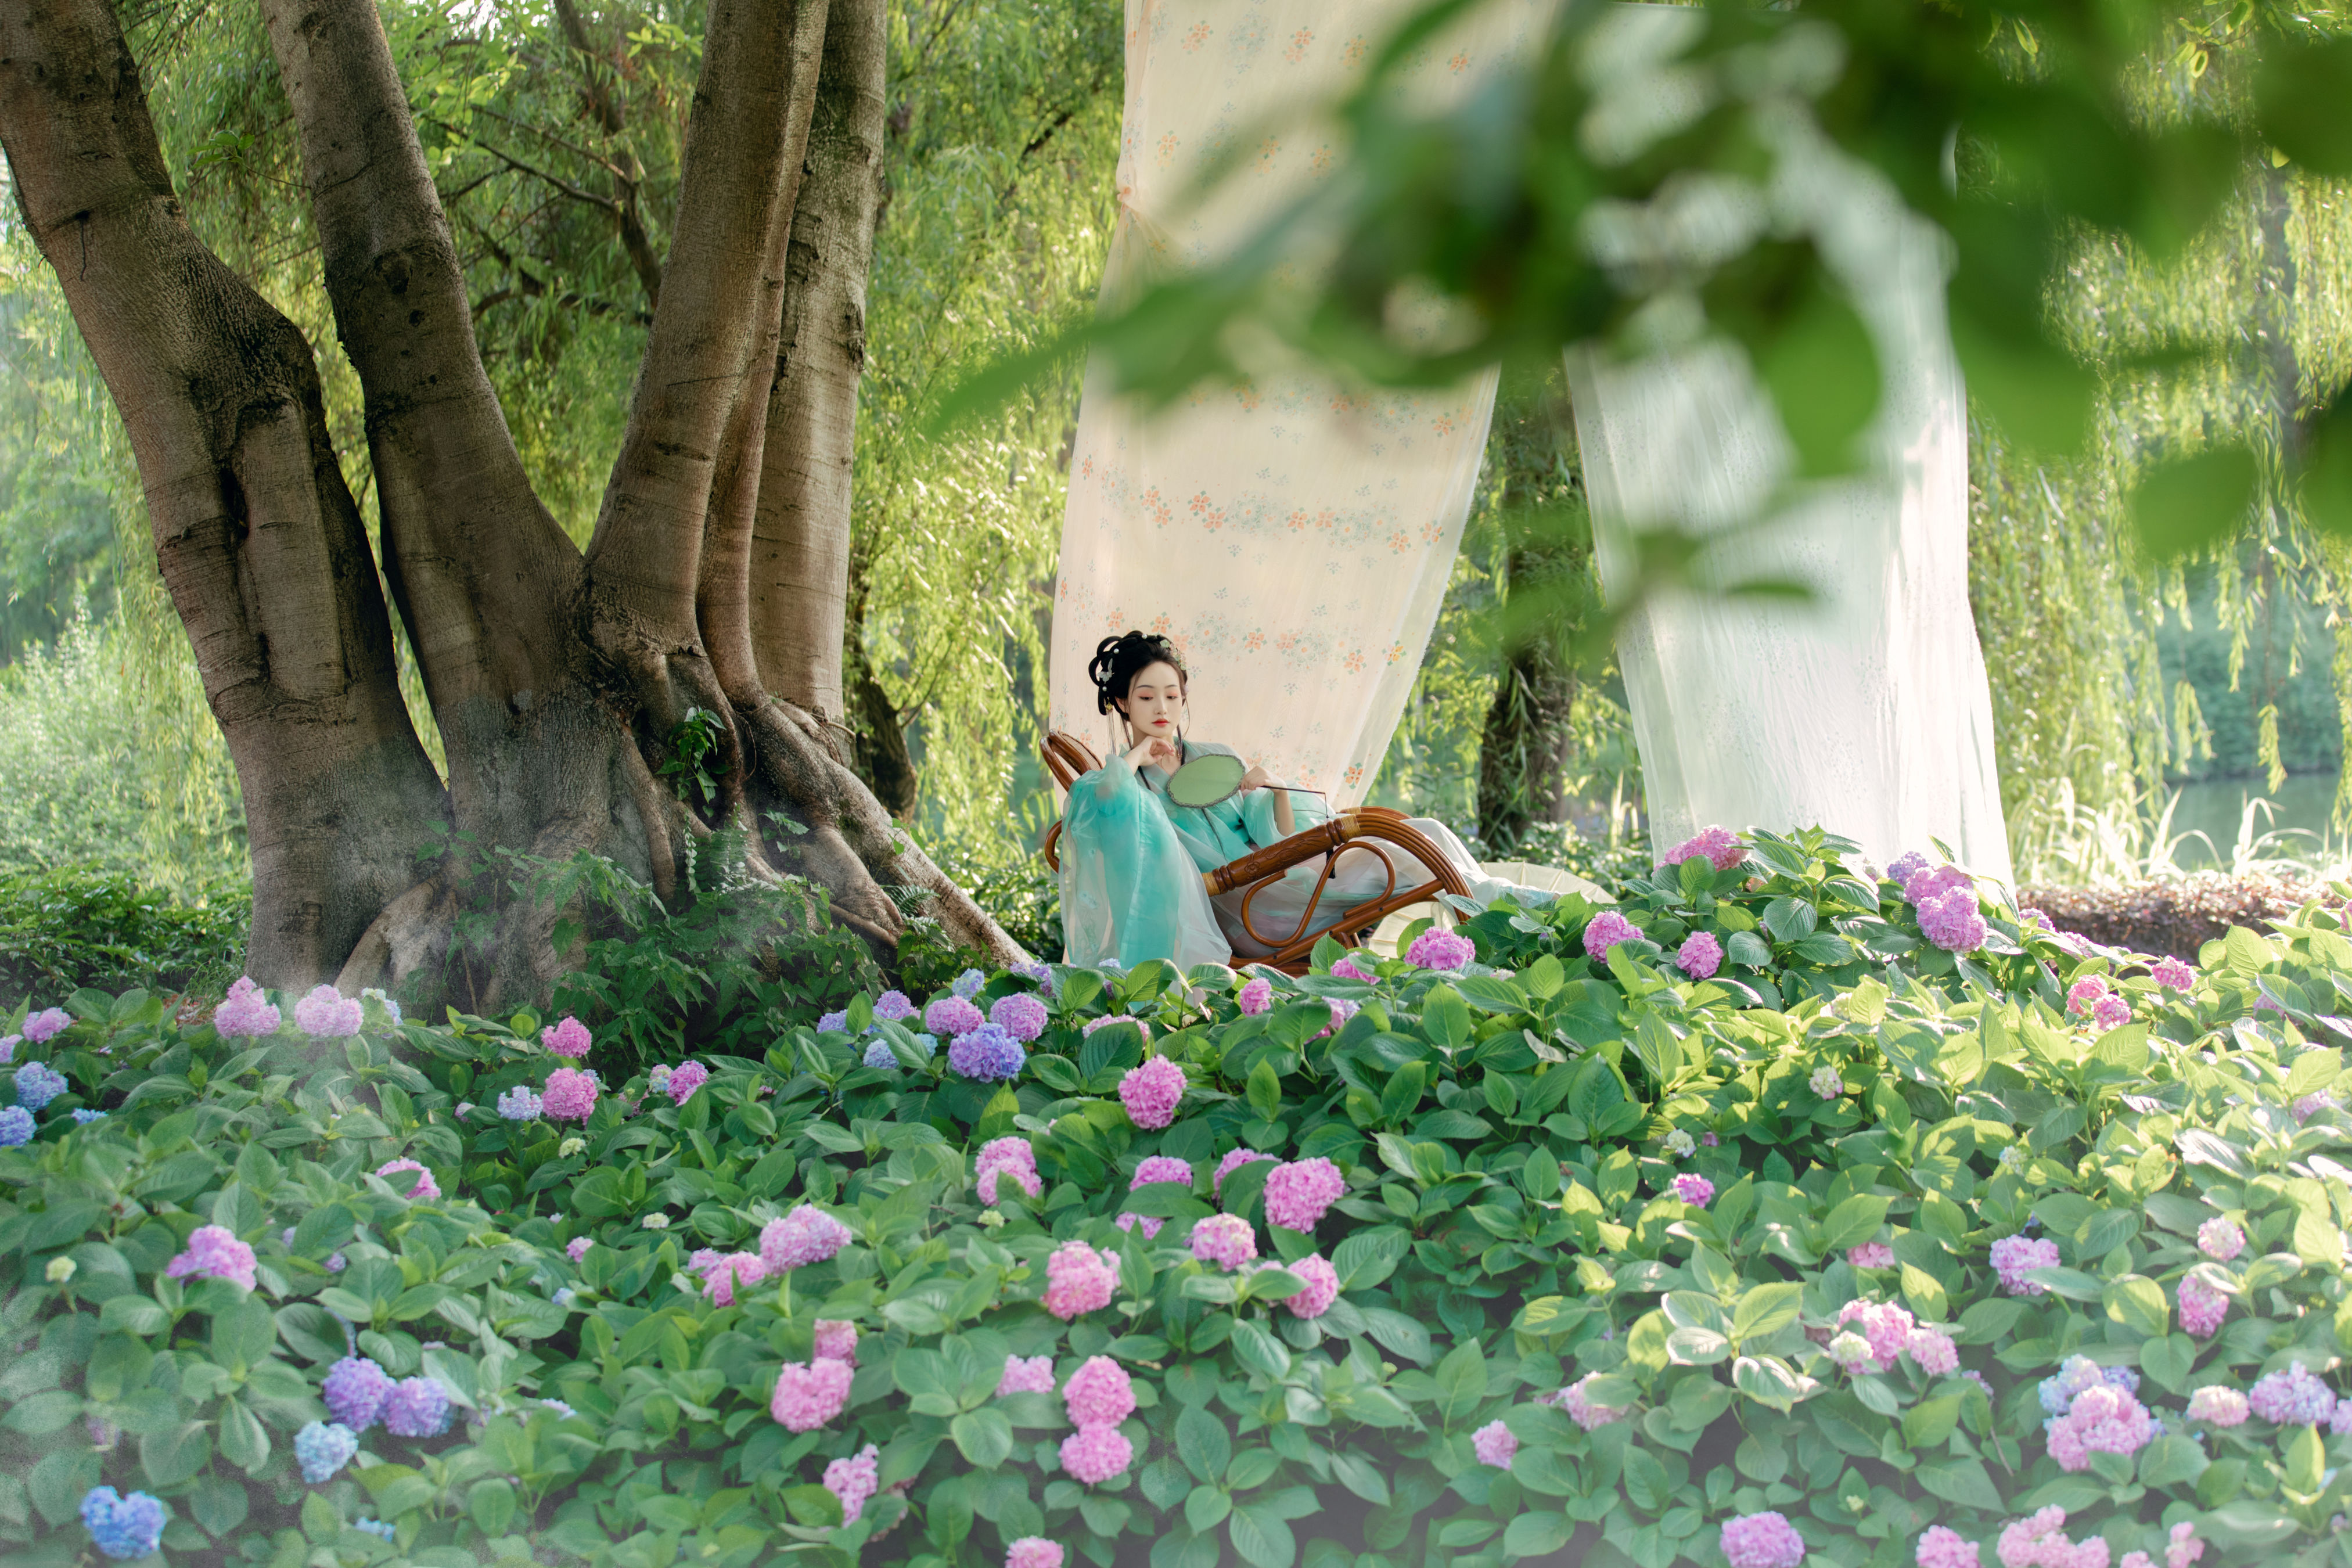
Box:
[1164,752,1248,808]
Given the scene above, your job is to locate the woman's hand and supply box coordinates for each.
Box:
[1238,764,1283,792]
[1125,735,1178,772]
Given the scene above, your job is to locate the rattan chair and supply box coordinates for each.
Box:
[1037,731,1469,973]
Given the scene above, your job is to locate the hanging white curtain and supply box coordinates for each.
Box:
[1048,0,1541,802]
[1565,6,2013,879]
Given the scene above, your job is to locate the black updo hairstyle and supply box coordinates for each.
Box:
[1088,630,1186,717]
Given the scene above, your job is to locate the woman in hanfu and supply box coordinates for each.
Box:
[1059,631,1523,967]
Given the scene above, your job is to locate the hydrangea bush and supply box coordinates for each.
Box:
[3,839,2352,1568]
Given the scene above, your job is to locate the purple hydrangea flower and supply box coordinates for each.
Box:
[926,996,985,1037]
[322,1356,395,1430]
[991,992,1051,1042]
[874,990,919,1021]
[382,1376,453,1437]
[948,1023,1026,1082]
[13,1062,67,1110]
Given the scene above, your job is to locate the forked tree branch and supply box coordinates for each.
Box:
[258,0,585,729]
[585,0,832,713]
[0,0,451,983]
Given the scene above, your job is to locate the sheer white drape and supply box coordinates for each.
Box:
[1048,0,1538,802]
[1565,7,2012,878]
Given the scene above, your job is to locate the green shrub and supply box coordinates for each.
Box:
[3,832,2352,1568]
[0,865,247,1002]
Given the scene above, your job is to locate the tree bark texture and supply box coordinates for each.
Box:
[0,0,1023,998]
[748,0,888,727]
[0,0,451,984]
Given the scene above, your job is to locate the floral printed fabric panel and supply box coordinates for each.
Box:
[1049,0,1546,800]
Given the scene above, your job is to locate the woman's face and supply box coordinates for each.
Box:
[1120,660,1185,742]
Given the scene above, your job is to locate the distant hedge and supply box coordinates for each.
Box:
[2020,874,2344,961]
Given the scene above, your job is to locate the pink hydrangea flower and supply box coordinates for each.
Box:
[1117,1056,1186,1130]
[2065,976,2109,1017]
[1997,1508,2108,1568]
[542,1067,598,1122]
[2249,1361,2336,1424]
[1832,1298,1916,1373]
[1908,1326,1959,1375]
[1008,1540,1064,1568]
[294,985,364,1039]
[1059,1425,1133,1484]
[2045,1384,2153,1471]
[1583,911,1643,962]
[1330,955,1377,981]
[374,1158,440,1201]
[1281,1254,1341,1318]
[1671,1174,1714,1207]
[2186,1385,2248,1426]
[991,993,1051,1042]
[2162,1524,2203,1568]
[2091,994,2131,1031]
[1721,1512,1806,1568]
[760,1205,853,1271]
[213,977,281,1038]
[1549,1373,1631,1431]
[1848,1243,1896,1269]
[812,1319,858,1364]
[1666,826,1747,872]
[1191,1214,1258,1269]
[22,1007,70,1043]
[1470,1419,1517,1468]
[823,1443,879,1523]
[1214,1148,1275,1196]
[1043,1241,1119,1319]
[1918,1527,1981,1568]
[977,1137,1044,1204]
[1678,932,1724,980]
[695,1250,770,1306]
[1118,1156,1194,1240]
[663,1062,709,1103]
[2196,1217,2243,1261]
[997,1355,1056,1396]
[2178,1274,2227,1337]
[542,1016,591,1058]
[1919,890,1988,954]
[1062,1357,1136,1427]
[2151,956,2195,991]
[926,997,985,1038]
[771,1360,853,1431]
[1263,1157,1344,1231]
[566,1236,592,1263]
[1405,929,1476,971]
[1991,1234,2061,1295]
[1318,998,1358,1037]
[1238,978,1274,1015]
[163,1224,257,1292]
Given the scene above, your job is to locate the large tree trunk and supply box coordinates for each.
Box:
[0,0,451,984]
[0,0,1022,1000]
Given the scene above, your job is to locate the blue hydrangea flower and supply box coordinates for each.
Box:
[80,1487,166,1560]
[496,1086,542,1121]
[355,1519,398,1541]
[0,1106,33,1146]
[951,968,987,999]
[946,1023,1025,1083]
[2101,1365,2139,1394]
[15,1062,67,1110]
[295,1420,359,1483]
[2037,1354,2105,1415]
[862,1039,899,1070]
[553,1287,577,1308]
[817,1010,850,1034]
[71,1108,106,1124]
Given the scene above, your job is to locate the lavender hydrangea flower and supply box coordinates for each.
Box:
[948,1023,1026,1082]
[322,1356,395,1430]
[0,1106,33,1146]
[862,1038,900,1069]
[952,969,987,999]
[23,1007,71,1042]
[382,1376,454,1437]
[874,990,919,1020]
[497,1085,543,1120]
